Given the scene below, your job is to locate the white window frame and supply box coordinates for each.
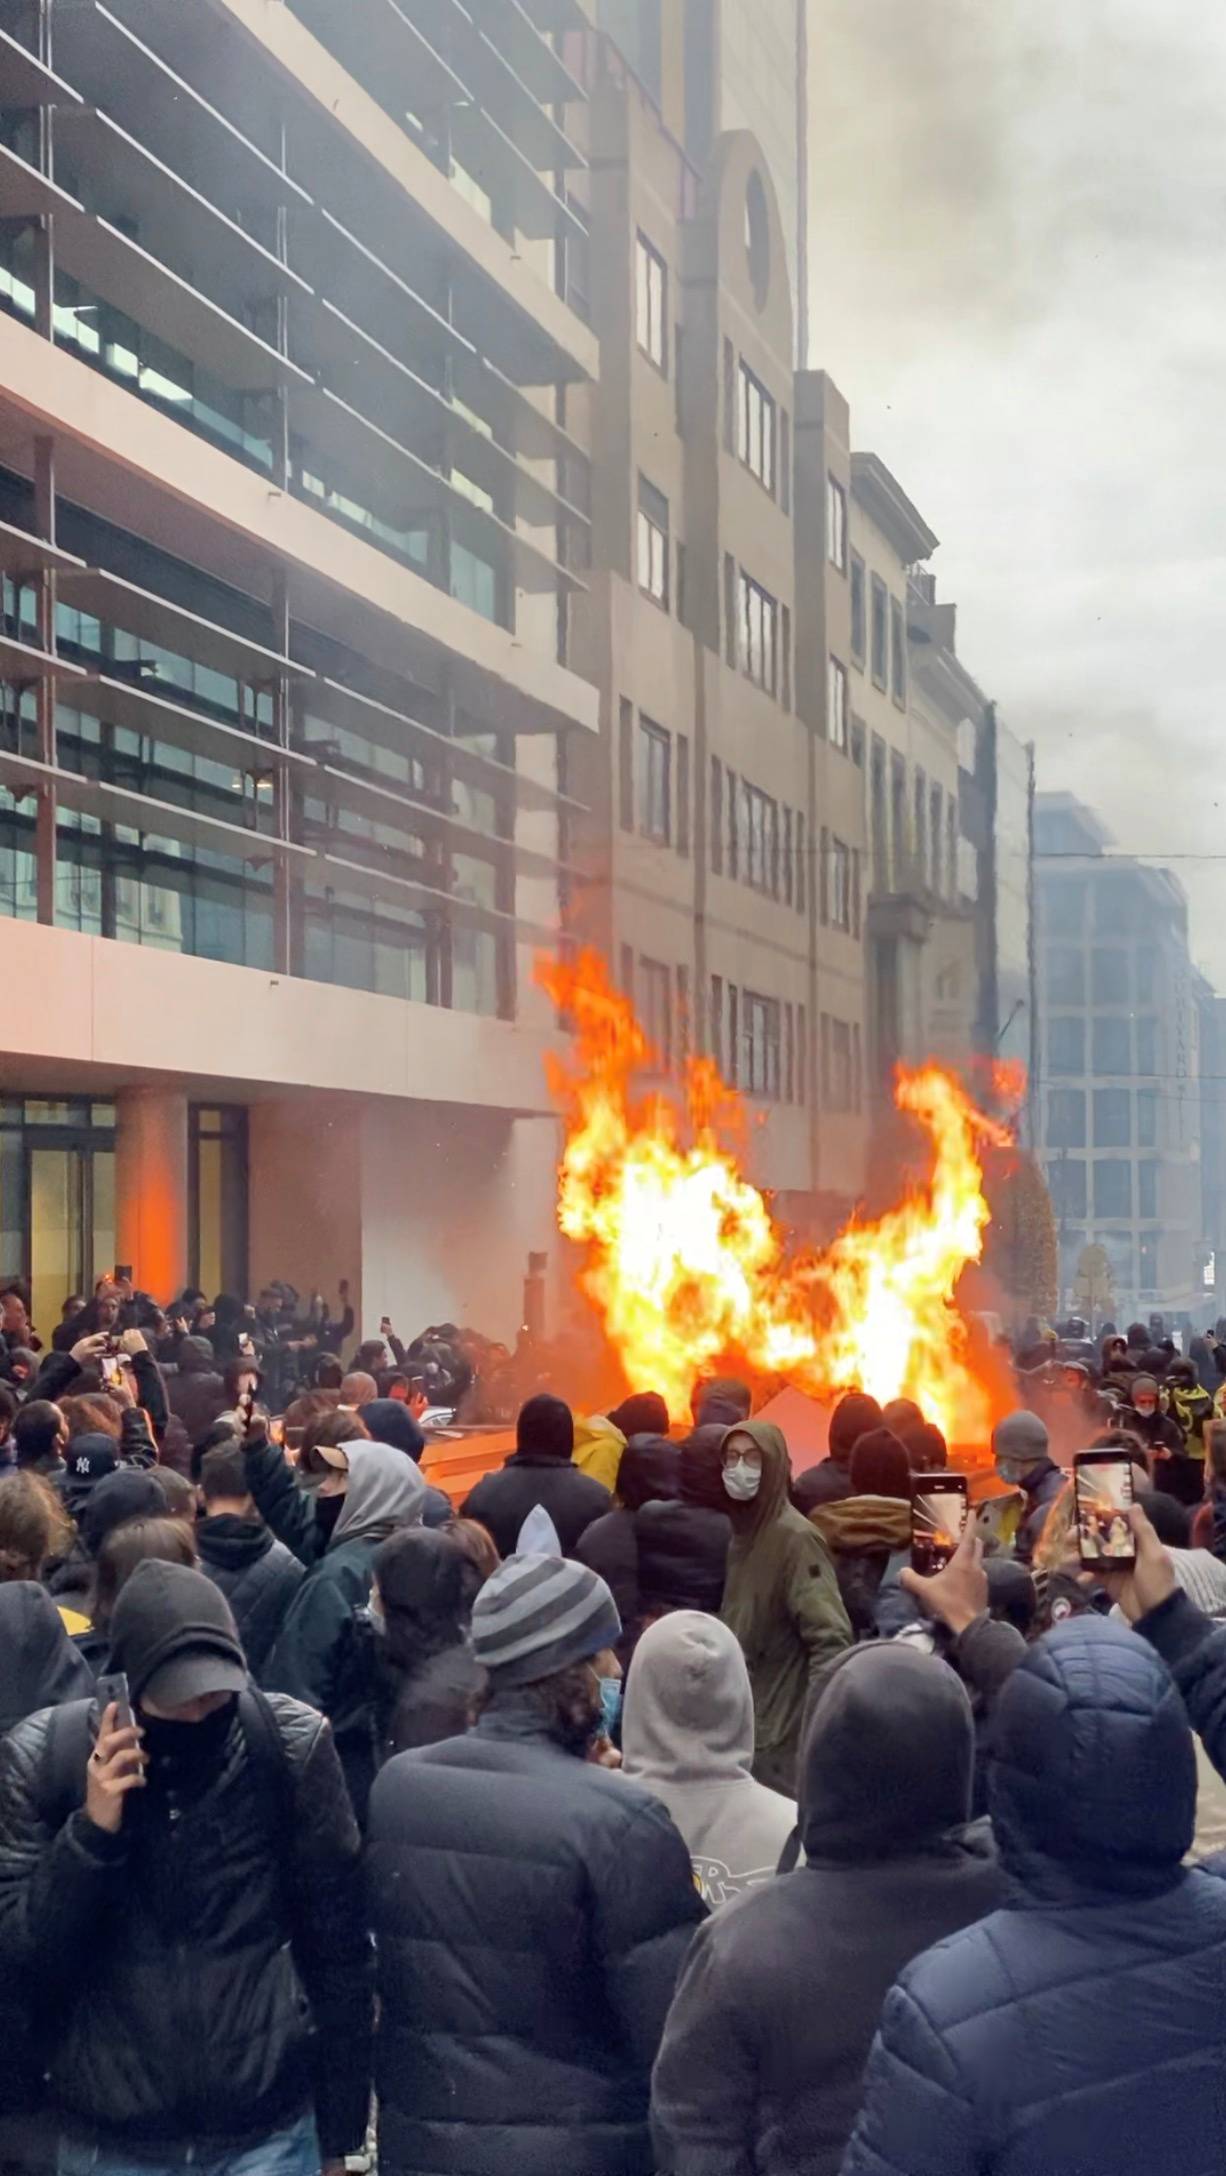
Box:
[827,474,848,571]
[637,717,671,845]
[635,233,668,372]
[828,656,848,750]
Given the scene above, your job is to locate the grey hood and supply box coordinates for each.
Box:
[622,1610,795,1906]
[330,1440,427,1549]
[800,1641,974,1862]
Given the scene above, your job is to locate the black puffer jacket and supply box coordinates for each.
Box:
[0,1696,372,2157]
[196,1516,306,1677]
[368,1698,706,2176]
[461,1451,611,1559]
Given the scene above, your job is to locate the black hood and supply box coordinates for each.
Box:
[800,1641,974,1862]
[0,1581,94,1734]
[196,1514,275,1573]
[617,1432,681,1510]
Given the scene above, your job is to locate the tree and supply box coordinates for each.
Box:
[1073,1243,1115,1328]
[982,1147,1059,1322]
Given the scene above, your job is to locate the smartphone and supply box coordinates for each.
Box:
[238,1386,257,1436]
[100,1354,124,1391]
[91,1670,132,1734]
[911,1474,970,1577]
[1074,1449,1137,1570]
[114,1266,132,1285]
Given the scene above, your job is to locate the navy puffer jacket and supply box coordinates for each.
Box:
[841,1617,1226,2176]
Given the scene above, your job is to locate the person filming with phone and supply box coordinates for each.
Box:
[0,1559,372,2176]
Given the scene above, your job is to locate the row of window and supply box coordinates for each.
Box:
[1046,1087,1160,1151]
[1046,943,1161,1008]
[619,704,690,853]
[709,758,806,911]
[868,744,958,900]
[709,979,807,1104]
[1046,1016,1163,1078]
[1042,873,1163,940]
[850,557,907,706]
[1047,1157,1163,1223]
[637,479,795,717]
[1058,1231,1161,1297]
[621,952,863,1115]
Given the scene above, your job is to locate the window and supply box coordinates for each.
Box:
[676,733,690,857]
[827,475,847,571]
[1047,1088,1086,1148]
[1043,876,1086,938]
[1138,1160,1159,1220]
[890,596,907,703]
[742,781,779,896]
[1139,1234,1159,1291]
[640,956,672,1068]
[1094,1160,1132,1219]
[1048,1017,1085,1075]
[1047,947,1085,1006]
[947,803,958,902]
[781,604,791,711]
[710,757,724,874]
[1093,1089,1131,1148]
[828,657,848,750]
[737,362,776,493]
[638,717,671,844]
[1136,1016,1158,1076]
[737,572,778,693]
[709,974,723,1069]
[823,1016,854,1111]
[637,477,669,607]
[850,555,866,664]
[784,1002,795,1103]
[1092,948,1129,1004]
[870,575,888,687]
[618,696,634,831]
[727,983,739,1084]
[743,991,781,1099]
[930,785,943,894]
[1093,1017,1131,1075]
[797,1002,807,1102]
[1137,1088,1158,1147]
[723,553,736,665]
[780,410,791,515]
[795,813,806,914]
[830,837,852,930]
[914,772,927,889]
[723,338,735,452]
[635,233,667,370]
[1135,945,1156,1003]
[1049,1158,1087,1219]
[783,807,794,908]
[727,768,739,879]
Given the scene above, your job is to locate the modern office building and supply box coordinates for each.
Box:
[1035,792,1205,1323]
[0,0,600,1335]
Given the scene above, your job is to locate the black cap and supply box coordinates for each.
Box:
[109,1559,247,1707]
[63,1433,118,1508]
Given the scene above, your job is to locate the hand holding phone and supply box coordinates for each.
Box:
[238,1386,257,1439]
[910,1474,969,1578]
[1074,1450,1137,1569]
[380,1316,393,1336]
[86,1674,145,1837]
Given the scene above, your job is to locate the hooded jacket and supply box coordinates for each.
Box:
[461,1442,612,1559]
[623,1612,795,1906]
[165,1337,228,1450]
[0,1583,94,1739]
[651,1644,1003,2176]
[841,1618,1226,2176]
[196,1515,306,1678]
[368,1695,705,2176]
[574,1435,681,1656]
[719,1422,852,1794]
[792,1394,884,1512]
[0,1570,372,2158]
[361,1399,453,1529]
[263,1444,426,1727]
[809,1493,912,1639]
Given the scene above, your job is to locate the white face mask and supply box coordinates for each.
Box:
[723,1458,762,1503]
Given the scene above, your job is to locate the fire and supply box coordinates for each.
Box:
[538,949,1016,1446]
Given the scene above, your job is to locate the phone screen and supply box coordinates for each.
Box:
[100,1355,124,1391]
[91,1671,132,1734]
[1074,1454,1137,1568]
[911,1476,969,1576]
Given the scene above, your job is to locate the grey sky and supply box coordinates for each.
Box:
[807,0,1226,981]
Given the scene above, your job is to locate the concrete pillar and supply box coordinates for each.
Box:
[116,1088,189,1301]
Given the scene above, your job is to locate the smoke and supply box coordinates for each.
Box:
[806,0,1226,976]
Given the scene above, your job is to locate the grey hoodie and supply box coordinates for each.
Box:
[330,1440,427,1548]
[622,1610,796,1906]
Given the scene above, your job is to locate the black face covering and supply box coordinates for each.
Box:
[314,1491,345,1544]
[138,1694,238,1779]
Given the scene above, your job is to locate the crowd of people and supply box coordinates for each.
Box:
[2,1270,1226,2174]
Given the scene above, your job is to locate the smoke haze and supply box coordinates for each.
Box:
[807,0,1226,975]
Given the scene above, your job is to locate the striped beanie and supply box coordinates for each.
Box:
[472,1554,621,1689]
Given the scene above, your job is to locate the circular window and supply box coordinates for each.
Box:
[744,170,770,310]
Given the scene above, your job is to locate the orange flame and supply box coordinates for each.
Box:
[538,950,1016,1445]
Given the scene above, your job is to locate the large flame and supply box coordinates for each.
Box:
[538,950,1016,1445]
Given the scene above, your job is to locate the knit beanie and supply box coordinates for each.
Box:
[515,1394,574,1463]
[849,1427,913,1502]
[828,1391,884,1465]
[607,1393,670,1442]
[472,1554,620,1689]
[992,1410,1049,1464]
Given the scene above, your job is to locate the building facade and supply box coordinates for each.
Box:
[1035,793,1205,1325]
[0,0,600,1336]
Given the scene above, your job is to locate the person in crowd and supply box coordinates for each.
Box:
[985,1556,1039,1639]
[0,1470,80,1628]
[0,1560,372,2176]
[608,1391,671,1442]
[574,1433,681,1659]
[720,1420,852,1794]
[61,1433,120,1522]
[264,1442,427,1774]
[1,1286,37,1356]
[338,1371,378,1411]
[165,1334,228,1453]
[354,1338,391,1380]
[367,1553,704,2176]
[692,1377,754,1430]
[461,1394,612,1558]
[55,1392,123,1444]
[152,1466,199,1526]
[792,1392,883,1513]
[652,1640,1002,2176]
[992,1409,1065,1563]
[0,1580,93,1737]
[571,1390,671,1493]
[12,1399,67,1481]
[194,1443,305,1678]
[448,1515,501,1587]
[809,1428,913,1637]
[622,1611,796,1907]
[840,1613,1226,2176]
[360,1397,451,1528]
[80,1513,200,1674]
[1160,1356,1213,1502]
[1127,1371,1188,1492]
[365,1525,485,1758]
[245,1407,370,1567]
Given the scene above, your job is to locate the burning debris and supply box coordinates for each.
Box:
[537,950,1018,1447]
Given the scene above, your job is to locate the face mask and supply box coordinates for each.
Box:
[723,1458,762,1503]
[139,1696,237,1772]
[598,1677,622,1741]
[1135,1402,1157,1418]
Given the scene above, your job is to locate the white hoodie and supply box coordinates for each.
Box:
[622,1610,797,1907]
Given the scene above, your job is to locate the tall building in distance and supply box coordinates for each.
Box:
[1035,793,1207,1325]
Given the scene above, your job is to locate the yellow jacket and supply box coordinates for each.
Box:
[572,1415,626,1495]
